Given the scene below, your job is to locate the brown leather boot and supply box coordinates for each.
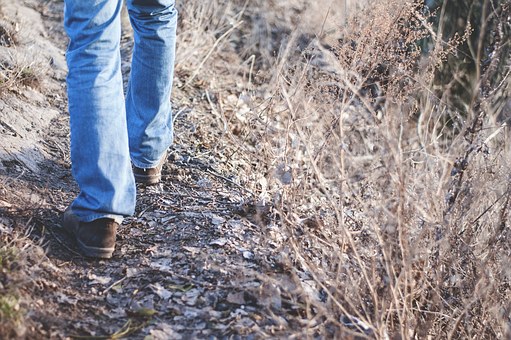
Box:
[62,209,118,259]
[133,151,167,185]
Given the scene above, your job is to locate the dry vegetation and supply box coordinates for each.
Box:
[0,222,47,338]
[174,0,511,338]
[1,0,510,338]
[0,15,46,92]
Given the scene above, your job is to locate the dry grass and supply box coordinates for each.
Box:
[0,215,38,338]
[0,16,46,92]
[0,41,46,91]
[176,0,511,338]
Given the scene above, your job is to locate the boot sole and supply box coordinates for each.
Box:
[134,173,162,185]
[76,239,114,259]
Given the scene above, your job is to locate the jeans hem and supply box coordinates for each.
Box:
[131,149,168,169]
[74,212,124,224]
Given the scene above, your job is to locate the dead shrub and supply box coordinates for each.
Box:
[0,24,15,47]
[0,223,28,338]
[0,14,46,92]
[0,52,45,92]
[201,0,511,338]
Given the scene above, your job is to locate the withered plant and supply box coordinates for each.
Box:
[205,0,511,338]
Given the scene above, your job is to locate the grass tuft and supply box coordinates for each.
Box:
[0,241,27,338]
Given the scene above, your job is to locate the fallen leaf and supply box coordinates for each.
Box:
[149,283,172,300]
[55,292,77,305]
[182,246,200,255]
[210,215,226,225]
[150,258,173,273]
[103,307,126,319]
[227,292,246,305]
[126,268,139,278]
[242,251,254,260]
[146,323,182,340]
[182,288,201,306]
[88,274,112,286]
[210,238,228,247]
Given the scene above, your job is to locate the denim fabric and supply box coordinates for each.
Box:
[64,0,177,222]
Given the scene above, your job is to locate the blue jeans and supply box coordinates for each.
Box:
[64,0,177,223]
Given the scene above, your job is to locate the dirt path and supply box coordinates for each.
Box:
[1,1,308,338]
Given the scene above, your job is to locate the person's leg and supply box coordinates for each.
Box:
[64,0,136,223]
[126,0,177,170]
